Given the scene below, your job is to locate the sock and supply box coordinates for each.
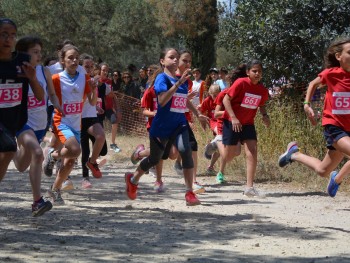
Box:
[131,176,138,185]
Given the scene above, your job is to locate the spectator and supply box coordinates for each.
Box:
[121,71,141,99]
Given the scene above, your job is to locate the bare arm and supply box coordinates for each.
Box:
[304,76,322,126]
[223,94,242,132]
[44,67,64,116]
[259,105,270,127]
[22,62,44,101]
[158,69,191,107]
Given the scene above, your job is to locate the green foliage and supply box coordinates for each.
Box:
[0,0,218,72]
[217,0,350,85]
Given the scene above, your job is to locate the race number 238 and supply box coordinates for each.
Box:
[240,93,261,109]
[332,92,350,114]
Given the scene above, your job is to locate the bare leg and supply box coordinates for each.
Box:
[88,123,105,163]
[0,152,15,182]
[244,140,257,187]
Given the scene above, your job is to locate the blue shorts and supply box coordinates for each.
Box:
[222,120,257,146]
[323,124,350,150]
[54,123,81,144]
[16,124,46,143]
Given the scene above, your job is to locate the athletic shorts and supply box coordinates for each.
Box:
[0,122,17,152]
[16,124,46,143]
[53,123,81,144]
[222,120,257,146]
[187,122,198,152]
[82,117,100,132]
[105,109,117,124]
[323,124,350,150]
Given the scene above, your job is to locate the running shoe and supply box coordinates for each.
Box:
[185,191,201,206]
[173,161,183,176]
[216,171,226,184]
[47,186,65,205]
[82,178,93,189]
[278,141,299,167]
[110,144,121,153]
[206,166,216,176]
[154,181,165,193]
[43,148,56,177]
[204,141,217,160]
[125,173,138,200]
[327,171,340,197]
[86,158,102,178]
[149,166,157,178]
[243,187,266,198]
[193,181,206,194]
[130,144,145,164]
[31,197,53,217]
[61,178,74,191]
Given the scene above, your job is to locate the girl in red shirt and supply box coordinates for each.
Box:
[200,84,221,175]
[279,37,350,197]
[223,60,270,197]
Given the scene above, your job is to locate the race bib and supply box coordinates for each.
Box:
[241,93,261,109]
[28,94,46,111]
[63,100,83,117]
[170,93,187,113]
[0,84,22,108]
[332,92,350,114]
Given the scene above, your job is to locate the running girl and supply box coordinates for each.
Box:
[125,48,207,206]
[0,19,45,215]
[14,36,62,216]
[222,59,270,197]
[278,37,350,197]
[44,44,97,204]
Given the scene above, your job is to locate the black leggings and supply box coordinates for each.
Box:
[81,117,107,178]
[140,126,193,172]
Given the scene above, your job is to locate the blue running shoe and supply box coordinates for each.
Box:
[327,171,340,197]
[278,141,299,167]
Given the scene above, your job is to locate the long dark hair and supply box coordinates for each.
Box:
[324,37,350,68]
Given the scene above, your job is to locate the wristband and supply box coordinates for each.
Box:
[303,101,310,105]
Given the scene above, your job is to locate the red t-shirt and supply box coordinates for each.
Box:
[223,77,268,125]
[319,67,350,131]
[101,78,114,110]
[200,95,217,131]
[141,87,157,130]
[214,90,228,135]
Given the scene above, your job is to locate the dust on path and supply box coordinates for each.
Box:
[0,158,349,263]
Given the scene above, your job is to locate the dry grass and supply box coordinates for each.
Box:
[104,97,350,192]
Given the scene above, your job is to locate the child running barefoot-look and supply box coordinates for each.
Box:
[0,18,46,215]
[278,37,350,197]
[125,48,207,206]
[222,60,270,197]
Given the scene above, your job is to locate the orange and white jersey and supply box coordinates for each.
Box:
[52,71,91,131]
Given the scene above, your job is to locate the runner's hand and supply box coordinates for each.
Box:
[304,104,317,126]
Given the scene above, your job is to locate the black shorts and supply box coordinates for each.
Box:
[0,122,17,152]
[82,117,100,133]
[187,122,198,152]
[323,124,350,150]
[222,119,257,146]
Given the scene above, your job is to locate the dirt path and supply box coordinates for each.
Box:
[0,157,349,263]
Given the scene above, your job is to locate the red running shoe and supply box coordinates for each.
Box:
[125,173,138,200]
[185,191,201,206]
[86,158,102,178]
